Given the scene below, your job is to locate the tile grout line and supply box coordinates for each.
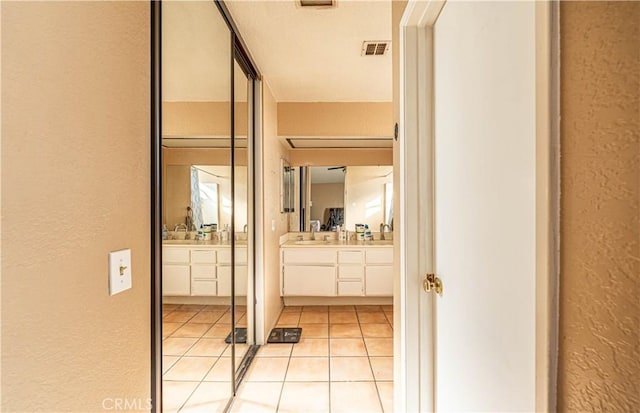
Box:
[357,309,386,413]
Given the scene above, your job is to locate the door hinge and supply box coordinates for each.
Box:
[423,273,443,296]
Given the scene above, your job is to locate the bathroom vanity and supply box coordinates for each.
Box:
[162,241,248,298]
[280,234,393,302]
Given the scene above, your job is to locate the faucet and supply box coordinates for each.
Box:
[380,223,392,240]
[174,223,188,240]
[311,226,316,241]
[243,224,248,233]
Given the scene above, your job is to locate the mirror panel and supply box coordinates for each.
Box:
[161,0,234,405]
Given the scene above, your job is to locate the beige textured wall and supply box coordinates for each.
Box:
[163,101,247,136]
[278,102,393,137]
[310,183,344,223]
[345,166,393,230]
[261,82,288,341]
[1,2,150,411]
[289,148,392,166]
[559,2,640,411]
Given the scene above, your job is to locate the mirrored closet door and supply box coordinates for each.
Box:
[158,1,258,410]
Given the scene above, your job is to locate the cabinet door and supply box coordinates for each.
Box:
[163,264,190,296]
[217,265,248,296]
[283,265,336,296]
[365,265,393,296]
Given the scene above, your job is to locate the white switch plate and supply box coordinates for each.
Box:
[272,219,276,231]
[109,248,132,296]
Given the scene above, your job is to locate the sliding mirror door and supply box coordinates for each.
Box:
[161,1,233,410]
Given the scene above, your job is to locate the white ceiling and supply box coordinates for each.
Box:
[310,166,346,184]
[222,0,392,102]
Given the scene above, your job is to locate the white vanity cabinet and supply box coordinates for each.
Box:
[281,245,392,298]
[162,245,248,297]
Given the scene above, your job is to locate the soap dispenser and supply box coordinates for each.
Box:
[162,224,169,240]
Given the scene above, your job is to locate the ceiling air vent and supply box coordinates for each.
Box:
[298,0,336,8]
[362,41,390,56]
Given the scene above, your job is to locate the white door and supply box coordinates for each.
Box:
[399,1,554,411]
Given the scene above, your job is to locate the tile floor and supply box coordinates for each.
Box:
[162,304,394,413]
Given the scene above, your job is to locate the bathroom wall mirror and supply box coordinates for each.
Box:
[290,165,393,232]
[281,158,295,213]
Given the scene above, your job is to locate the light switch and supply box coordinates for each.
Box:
[272,219,276,231]
[109,248,132,296]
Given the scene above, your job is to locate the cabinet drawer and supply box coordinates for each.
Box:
[218,248,247,265]
[338,250,364,264]
[191,264,216,280]
[338,265,364,280]
[191,249,216,264]
[366,248,393,265]
[163,247,190,264]
[283,248,336,265]
[191,279,217,296]
[217,265,248,296]
[162,264,190,296]
[337,281,363,296]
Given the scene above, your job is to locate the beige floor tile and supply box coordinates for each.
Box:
[163,356,180,374]
[163,337,198,356]
[278,382,329,413]
[163,303,181,311]
[299,323,329,338]
[276,312,301,326]
[384,311,393,325]
[180,381,232,413]
[365,338,393,357]
[376,382,394,413]
[230,382,282,413]
[329,312,359,324]
[163,322,184,337]
[244,357,289,382]
[222,343,249,358]
[291,338,329,357]
[185,338,228,357]
[356,305,382,312]
[330,323,362,338]
[357,312,388,324]
[329,305,356,312]
[162,380,199,413]
[330,338,368,356]
[190,311,225,324]
[203,357,233,381]
[163,311,197,323]
[171,323,213,338]
[201,305,230,311]
[256,343,293,357]
[381,305,393,311]
[331,382,382,413]
[369,357,393,381]
[281,306,302,313]
[164,356,217,381]
[285,357,329,381]
[302,305,328,313]
[299,312,328,324]
[360,323,393,338]
[330,357,374,381]
[204,324,232,339]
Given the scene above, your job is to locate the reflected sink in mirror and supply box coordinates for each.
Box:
[293,240,331,245]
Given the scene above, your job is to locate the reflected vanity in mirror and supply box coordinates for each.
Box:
[281,159,295,213]
[289,165,393,235]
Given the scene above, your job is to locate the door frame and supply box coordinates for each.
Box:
[396,0,560,411]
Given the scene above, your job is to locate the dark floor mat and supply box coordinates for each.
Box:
[225,327,247,344]
[267,327,302,343]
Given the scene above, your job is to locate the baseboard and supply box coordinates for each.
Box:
[283,296,393,306]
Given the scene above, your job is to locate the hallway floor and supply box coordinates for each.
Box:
[162,304,393,413]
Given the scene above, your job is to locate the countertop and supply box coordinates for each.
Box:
[280,239,393,248]
[162,240,247,247]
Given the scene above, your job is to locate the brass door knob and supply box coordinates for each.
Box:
[423,273,443,295]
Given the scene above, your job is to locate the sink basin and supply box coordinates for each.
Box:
[293,240,330,245]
